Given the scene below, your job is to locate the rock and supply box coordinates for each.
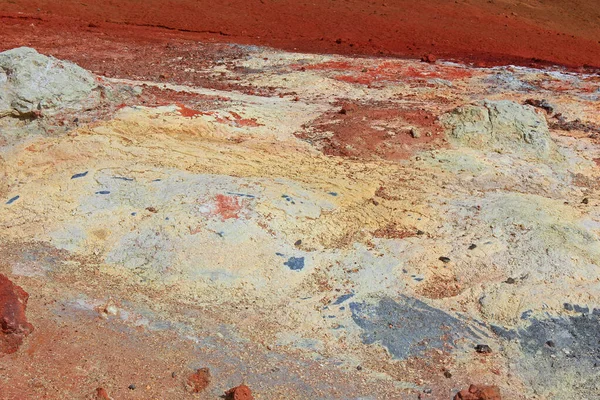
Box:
[410,127,421,138]
[475,344,492,354]
[440,100,557,160]
[0,274,34,354]
[453,384,501,400]
[0,47,99,118]
[186,368,211,393]
[421,54,437,63]
[225,384,254,400]
[524,98,554,114]
[94,387,112,400]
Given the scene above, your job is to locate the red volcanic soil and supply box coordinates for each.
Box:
[1,0,600,69]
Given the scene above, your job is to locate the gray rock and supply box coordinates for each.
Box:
[441,100,558,160]
[0,47,99,117]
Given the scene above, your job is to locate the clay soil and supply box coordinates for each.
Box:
[1,0,600,69]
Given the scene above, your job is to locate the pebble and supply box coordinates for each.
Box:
[439,256,451,263]
[475,344,492,354]
[128,384,136,390]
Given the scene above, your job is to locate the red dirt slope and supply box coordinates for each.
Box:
[0,0,599,68]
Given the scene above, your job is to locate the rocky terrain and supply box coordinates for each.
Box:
[0,37,599,400]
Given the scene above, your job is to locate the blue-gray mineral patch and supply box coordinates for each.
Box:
[350,296,481,359]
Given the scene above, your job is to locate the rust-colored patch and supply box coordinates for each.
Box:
[176,103,202,118]
[372,224,414,239]
[213,194,245,221]
[298,102,445,161]
[416,274,463,299]
[299,60,472,85]
[200,111,263,127]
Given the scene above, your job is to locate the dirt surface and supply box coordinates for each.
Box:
[1,5,600,397]
[1,0,600,69]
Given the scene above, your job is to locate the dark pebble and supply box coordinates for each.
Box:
[146,207,158,213]
[423,388,432,394]
[468,244,477,250]
[504,277,516,284]
[443,370,452,378]
[546,340,555,348]
[439,256,451,263]
[71,171,89,179]
[294,239,302,246]
[475,344,492,354]
[416,230,425,235]
[582,198,589,204]
[171,372,177,378]
[128,384,136,390]
[356,365,363,371]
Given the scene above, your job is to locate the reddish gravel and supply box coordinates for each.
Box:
[1,0,599,69]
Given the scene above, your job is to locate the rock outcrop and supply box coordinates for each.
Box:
[441,100,557,160]
[0,47,99,118]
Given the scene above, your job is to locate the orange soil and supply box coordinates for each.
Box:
[1,1,600,69]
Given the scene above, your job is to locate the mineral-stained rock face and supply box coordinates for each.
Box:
[441,100,557,160]
[0,47,99,117]
[0,41,599,399]
[0,274,34,354]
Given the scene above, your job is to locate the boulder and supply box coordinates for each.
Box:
[0,274,34,354]
[0,47,99,118]
[441,100,557,160]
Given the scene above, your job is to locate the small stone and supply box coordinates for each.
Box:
[444,370,452,378]
[439,256,451,263]
[475,344,492,354]
[504,277,516,284]
[171,371,177,378]
[186,368,211,393]
[468,244,477,250]
[546,340,555,347]
[421,54,437,63]
[423,388,432,394]
[294,239,302,246]
[410,127,421,138]
[146,207,158,213]
[582,198,589,204]
[453,384,501,400]
[128,384,136,390]
[225,384,254,400]
[356,365,363,371]
[416,230,425,235]
[95,387,112,400]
